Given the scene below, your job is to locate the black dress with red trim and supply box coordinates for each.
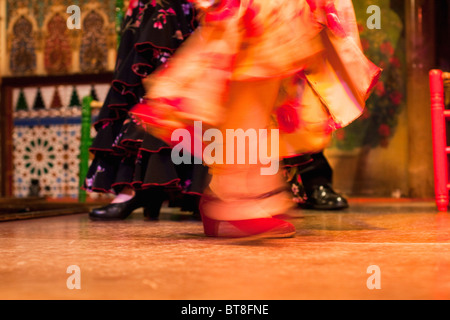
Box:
[83,0,209,210]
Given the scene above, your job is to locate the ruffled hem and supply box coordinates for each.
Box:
[84,0,208,195]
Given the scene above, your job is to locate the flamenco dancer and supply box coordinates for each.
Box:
[132,0,381,237]
[84,0,210,221]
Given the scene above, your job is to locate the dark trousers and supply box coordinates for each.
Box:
[297,152,332,196]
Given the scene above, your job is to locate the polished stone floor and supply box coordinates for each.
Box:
[0,199,449,300]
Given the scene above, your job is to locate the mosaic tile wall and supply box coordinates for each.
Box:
[5,0,118,76]
[12,84,109,198]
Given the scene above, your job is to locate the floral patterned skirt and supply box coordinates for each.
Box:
[132,0,381,158]
[83,0,210,203]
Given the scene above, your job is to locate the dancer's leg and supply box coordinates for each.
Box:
[200,78,295,237]
[111,186,135,204]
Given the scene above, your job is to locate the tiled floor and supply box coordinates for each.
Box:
[0,199,449,300]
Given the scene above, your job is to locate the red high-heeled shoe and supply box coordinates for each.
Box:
[201,214,296,239]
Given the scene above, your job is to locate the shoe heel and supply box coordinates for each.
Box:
[199,196,220,236]
[199,212,220,237]
[142,188,166,221]
[143,198,165,220]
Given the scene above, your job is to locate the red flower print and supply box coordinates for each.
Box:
[276,102,300,134]
[324,3,347,38]
[126,0,140,17]
[242,2,263,37]
[153,8,176,29]
[389,91,403,105]
[389,56,401,68]
[380,41,394,56]
[205,0,240,22]
[374,81,385,96]
[378,124,391,138]
[154,21,163,29]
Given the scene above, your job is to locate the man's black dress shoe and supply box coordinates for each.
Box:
[300,184,349,210]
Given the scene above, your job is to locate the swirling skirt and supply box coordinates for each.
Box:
[132,0,381,158]
[83,0,210,204]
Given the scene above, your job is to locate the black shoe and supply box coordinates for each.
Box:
[300,184,349,210]
[143,188,167,221]
[89,189,167,221]
[89,196,143,221]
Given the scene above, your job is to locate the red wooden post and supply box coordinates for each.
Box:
[429,69,448,211]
